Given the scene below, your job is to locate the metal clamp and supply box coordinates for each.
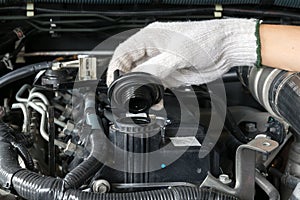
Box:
[200,138,279,200]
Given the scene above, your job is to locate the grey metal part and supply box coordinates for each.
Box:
[255,172,280,200]
[0,188,19,200]
[200,138,279,200]
[264,132,292,167]
[290,182,300,200]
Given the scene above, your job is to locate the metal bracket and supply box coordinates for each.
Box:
[214,4,223,18]
[200,138,278,200]
[26,2,34,17]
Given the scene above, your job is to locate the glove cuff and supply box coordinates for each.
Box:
[255,20,262,68]
[218,18,260,70]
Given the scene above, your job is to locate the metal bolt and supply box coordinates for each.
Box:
[219,174,232,185]
[92,180,110,194]
[269,127,276,133]
[196,168,202,174]
[245,123,257,133]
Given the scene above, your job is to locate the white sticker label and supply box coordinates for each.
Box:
[170,137,202,147]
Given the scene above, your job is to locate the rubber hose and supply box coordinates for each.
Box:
[0,122,34,171]
[63,156,102,189]
[0,142,23,189]
[63,187,239,200]
[224,132,243,159]
[225,109,249,143]
[0,62,51,89]
[269,167,300,189]
[13,132,33,148]
[0,121,15,140]
[63,129,105,189]
[11,141,35,171]
[12,170,63,200]
[63,93,106,189]
[1,121,35,168]
[0,120,240,200]
[12,169,240,200]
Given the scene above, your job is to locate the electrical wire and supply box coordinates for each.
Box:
[12,6,300,19]
[0,12,117,21]
[35,7,214,16]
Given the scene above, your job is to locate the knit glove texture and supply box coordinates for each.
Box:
[107,18,260,88]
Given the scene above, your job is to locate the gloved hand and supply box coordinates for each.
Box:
[107,18,260,88]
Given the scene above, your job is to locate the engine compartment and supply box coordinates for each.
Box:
[1,2,300,200]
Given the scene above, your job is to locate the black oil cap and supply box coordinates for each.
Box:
[108,72,164,114]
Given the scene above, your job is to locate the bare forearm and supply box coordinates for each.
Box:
[260,24,300,71]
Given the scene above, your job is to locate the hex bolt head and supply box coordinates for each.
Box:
[219,174,232,185]
[92,180,110,194]
[245,123,257,133]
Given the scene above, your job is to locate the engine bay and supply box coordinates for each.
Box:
[1,2,300,200]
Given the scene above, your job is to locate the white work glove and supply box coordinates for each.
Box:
[107,18,260,88]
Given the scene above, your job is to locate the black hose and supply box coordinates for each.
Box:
[269,167,300,190]
[12,169,239,200]
[63,187,239,200]
[0,120,239,200]
[224,109,249,143]
[0,28,21,55]
[64,157,102,189]
[0,62,51,89]
[12,170,64,200]
[63,133,104,189]
[11,141,34,171]
[63,92,106,189]
[13,131,33,148]
[0,122,34,171]
[224,132,243,159]
[0,142,23,189]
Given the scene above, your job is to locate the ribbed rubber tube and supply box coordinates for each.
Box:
[63,93,105,189]
[12,170,64,200]
[63,154,102,189]
[0,122,34,171]
[63,187,239,200]
[11,141,34,170]
[0,120,239,200]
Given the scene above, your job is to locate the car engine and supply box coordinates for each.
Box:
[1,1,300,200]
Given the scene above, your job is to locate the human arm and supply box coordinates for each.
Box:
[107,19,300,88]
[260,24,300,71]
